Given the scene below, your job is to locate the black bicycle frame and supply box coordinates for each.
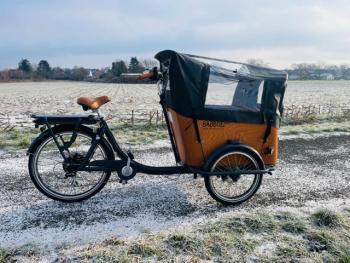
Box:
[31,113,274,178]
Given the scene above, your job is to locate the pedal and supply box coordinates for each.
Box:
[127,150,134,160]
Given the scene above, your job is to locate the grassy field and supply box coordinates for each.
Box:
[1,119,350,152]
[1,208,349,262]
[0,80,350,128]
[0,123,170,152]
[0,80,349,151]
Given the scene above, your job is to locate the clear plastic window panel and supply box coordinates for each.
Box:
[205,67,263,112]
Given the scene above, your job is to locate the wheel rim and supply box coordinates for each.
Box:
[209,151,261,203]
[32,132,108,200]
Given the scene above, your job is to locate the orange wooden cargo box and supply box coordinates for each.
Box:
[155,50,287,168]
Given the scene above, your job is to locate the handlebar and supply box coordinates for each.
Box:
[137,71,154,80]
[137,67,160,81]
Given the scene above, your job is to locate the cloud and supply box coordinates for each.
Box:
[0,0,349,69]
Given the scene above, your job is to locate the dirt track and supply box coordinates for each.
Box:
[0,134,349,250]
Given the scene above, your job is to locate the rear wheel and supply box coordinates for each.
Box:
[204,148,263,205]
[28,125,114,202]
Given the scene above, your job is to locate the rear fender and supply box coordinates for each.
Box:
[202,141,265,171]
[27,128,51,155]
[27,124,99,155]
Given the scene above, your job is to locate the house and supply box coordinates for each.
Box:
[320,73,335,80]
[288,73,299,80]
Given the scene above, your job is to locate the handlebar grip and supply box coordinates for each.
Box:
[137,71,154,80]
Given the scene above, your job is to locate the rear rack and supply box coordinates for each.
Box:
[31,114,98,125]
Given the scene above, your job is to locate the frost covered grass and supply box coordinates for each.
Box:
[0,127,36,151]
[0,244,39,263]
[109,122,169,145]
[1,80,350,151]
[0,249,11,263]
[1,118,350,152]
[72,208,350,262]
[311,208,342,228]
[281,119,350,135]
[0,123,169,152]
[4,208,347,262]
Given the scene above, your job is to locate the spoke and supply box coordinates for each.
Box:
[210,152,258,200]
[34,132,108,197]
[38,155,62,162]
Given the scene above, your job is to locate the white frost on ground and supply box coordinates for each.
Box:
[0,133,349,254]
[280,131,350,140]
[2,212,180,250]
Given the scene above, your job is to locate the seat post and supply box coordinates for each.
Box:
[93,109,103,119]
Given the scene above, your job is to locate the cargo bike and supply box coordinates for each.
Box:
[27,50,287,205]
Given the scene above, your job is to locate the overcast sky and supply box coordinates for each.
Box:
[1,0,349,69]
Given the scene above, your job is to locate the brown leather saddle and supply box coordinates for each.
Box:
[77,96,111,110]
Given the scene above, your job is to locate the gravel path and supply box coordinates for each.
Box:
[0,134,349,250]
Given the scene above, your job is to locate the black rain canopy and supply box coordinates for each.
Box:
[155,50,287,127]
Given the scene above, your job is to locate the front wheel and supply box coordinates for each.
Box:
[204,148,264,205]
[28,125,114,202]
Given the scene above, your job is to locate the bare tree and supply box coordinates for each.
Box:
[246,58,269,67]
[141,59,159,70]
[291,63,310,80]
[0,70,10,81]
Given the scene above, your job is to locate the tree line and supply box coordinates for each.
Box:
[246,59,350,80]
[0,57,158,83]
[286,63,350,80]
[1,58,350,82]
